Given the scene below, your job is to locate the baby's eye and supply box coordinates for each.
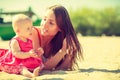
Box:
[43,18,46,21]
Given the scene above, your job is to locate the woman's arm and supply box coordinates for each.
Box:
[44,38,76,70]
[55,53,73,70]
[43,38,67,70]
[30,27,41,50]
[56,38,78,70]
[43,49,67,70]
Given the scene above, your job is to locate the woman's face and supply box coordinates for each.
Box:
[40,10,60,36]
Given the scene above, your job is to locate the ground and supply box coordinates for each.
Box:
[0,36,120,80]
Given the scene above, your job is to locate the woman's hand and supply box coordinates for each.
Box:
[60,38,69,55]
[37,47,44,57]
[61,38,67,51]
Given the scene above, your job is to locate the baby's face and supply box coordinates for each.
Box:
[18,21,33,38]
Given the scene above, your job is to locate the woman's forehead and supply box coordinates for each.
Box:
[45,10,56,20]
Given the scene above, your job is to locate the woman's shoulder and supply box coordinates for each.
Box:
[32,26,41,34]
[33,26,41,31]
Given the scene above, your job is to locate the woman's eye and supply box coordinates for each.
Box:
[50,22,54,25]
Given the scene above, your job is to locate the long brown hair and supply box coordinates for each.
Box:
[47,5,83,70]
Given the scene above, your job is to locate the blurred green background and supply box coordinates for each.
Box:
[0,0,120,40]
[70,7,120,36]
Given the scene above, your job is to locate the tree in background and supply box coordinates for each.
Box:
[70,7,120,36]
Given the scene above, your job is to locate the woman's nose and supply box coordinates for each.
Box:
[41,20,48,28]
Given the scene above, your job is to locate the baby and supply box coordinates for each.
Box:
[0,14,44,78]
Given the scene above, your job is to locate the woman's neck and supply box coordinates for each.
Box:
[41,35,54,47]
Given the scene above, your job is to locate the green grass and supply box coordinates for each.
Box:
[0,24,15,40]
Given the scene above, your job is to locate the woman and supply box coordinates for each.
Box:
[31,5,83,70]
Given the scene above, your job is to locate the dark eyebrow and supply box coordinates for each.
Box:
[49,19,55,22]
[44,16,55,22]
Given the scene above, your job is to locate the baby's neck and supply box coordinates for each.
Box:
[15,35,27,42]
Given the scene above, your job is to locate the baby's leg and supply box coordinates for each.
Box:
[20,67,34,78]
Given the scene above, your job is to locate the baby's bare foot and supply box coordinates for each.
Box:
[33,67,41,77]
[21,68,34,78]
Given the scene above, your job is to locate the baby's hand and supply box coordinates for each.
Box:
[29,49,38,58]
[37,47,44,57]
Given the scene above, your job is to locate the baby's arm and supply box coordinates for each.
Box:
[10,39,38,59]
